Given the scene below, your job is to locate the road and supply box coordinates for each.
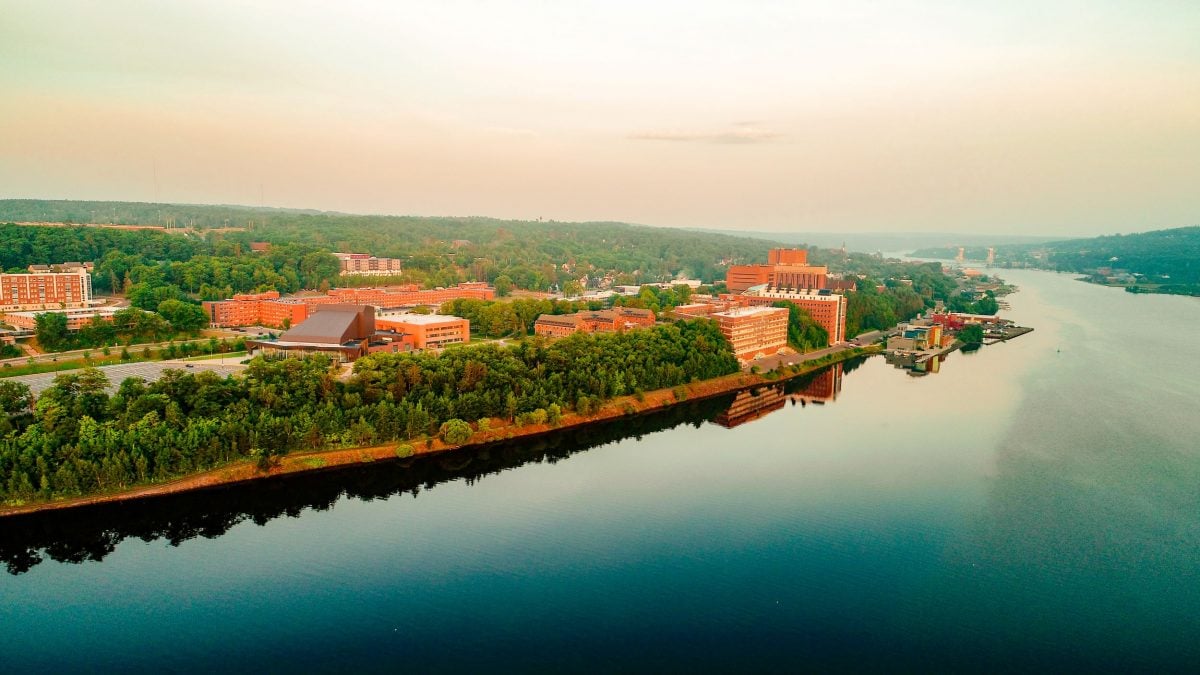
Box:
[745,342,860,372]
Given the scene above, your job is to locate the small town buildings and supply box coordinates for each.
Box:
[532,308,655,337]
[886,323,945,352]
[1,263,94,311]
[375,313,469,350]
[711,305,789,361]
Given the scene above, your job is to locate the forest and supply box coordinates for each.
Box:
[911,226,1200,293]
[0,319,739,504]
[0,199,783,289]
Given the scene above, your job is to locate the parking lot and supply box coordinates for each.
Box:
[8,360,248,396]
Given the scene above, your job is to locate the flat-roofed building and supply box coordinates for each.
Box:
[711,305,789,360]
[3,306,119,331]
[1,263,93,311]
[532,308,655,337]
[736,286,847,344]
[375,313,470,349]
[725,248,828,293]
[333,252,404,276]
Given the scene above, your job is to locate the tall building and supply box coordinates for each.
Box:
[1,263,93,311]
[725,248,827,293]
[736,287,848,344]
[710,305,789,360]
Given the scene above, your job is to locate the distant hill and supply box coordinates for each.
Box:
[913,226,1200,295]
[693,229,1067,255]
[0,199,790,286]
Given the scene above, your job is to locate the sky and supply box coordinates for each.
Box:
[1,0,1198,236]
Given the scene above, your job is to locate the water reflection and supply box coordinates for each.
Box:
[715,362,846,428]
[0,359,871,575]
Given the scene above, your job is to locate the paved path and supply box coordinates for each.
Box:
[744,343,857,372]
[8,360,247,395]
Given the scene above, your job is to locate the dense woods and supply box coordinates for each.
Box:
[0,200,783,289]
[0,320,738,504]
[912,226,1200,294]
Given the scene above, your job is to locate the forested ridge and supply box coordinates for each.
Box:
[911,226,1200,293]
[0,199,784,287]
[0,320,738,504]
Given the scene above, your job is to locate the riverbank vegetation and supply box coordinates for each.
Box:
[912,226,1200,297]
[0,320,738,505]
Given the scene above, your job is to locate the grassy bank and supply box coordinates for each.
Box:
[0,345,878,518]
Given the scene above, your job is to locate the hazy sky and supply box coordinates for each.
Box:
[2,1,1198,235]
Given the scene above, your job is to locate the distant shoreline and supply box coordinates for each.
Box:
[0,345,879,519]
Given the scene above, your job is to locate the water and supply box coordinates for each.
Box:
[2,268,1199,672]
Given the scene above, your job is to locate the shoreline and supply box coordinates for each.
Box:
[0,345,880,519]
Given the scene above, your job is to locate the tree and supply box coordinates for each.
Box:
[157,299,208,332]
[0,380,33,414]
[958,324,984,345]
[493,274,514,297]
[34,312,70,351]
[562,280,584,297]
[439,418,473,445]
[773,301,829,352]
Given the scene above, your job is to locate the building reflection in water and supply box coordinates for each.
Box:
[713,362,845,428]
[0,359,869,575]
[884,350,947,376]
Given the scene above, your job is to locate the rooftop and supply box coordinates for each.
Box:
[376,313,465,325]
[713,305,788,318]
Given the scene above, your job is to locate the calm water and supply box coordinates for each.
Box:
[2,268,1199,672]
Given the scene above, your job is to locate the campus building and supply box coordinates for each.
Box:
[2,306,120,331]
[0,263,93,311]
[375,313,470,350]
[725,248,828,293]
[736,287,848,344]
[203,283,495,329]
[246,305,406,362]
[710,306,789,360]
[333,252,404,276]
[532,308,656,337]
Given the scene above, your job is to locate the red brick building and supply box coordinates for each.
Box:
[1,263,93,311]
[203,283,496,329]
[725,248,828,293]
[734,288,848,344]
[533,308,655,337]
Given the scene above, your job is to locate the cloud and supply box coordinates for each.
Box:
[628,122,782,144]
